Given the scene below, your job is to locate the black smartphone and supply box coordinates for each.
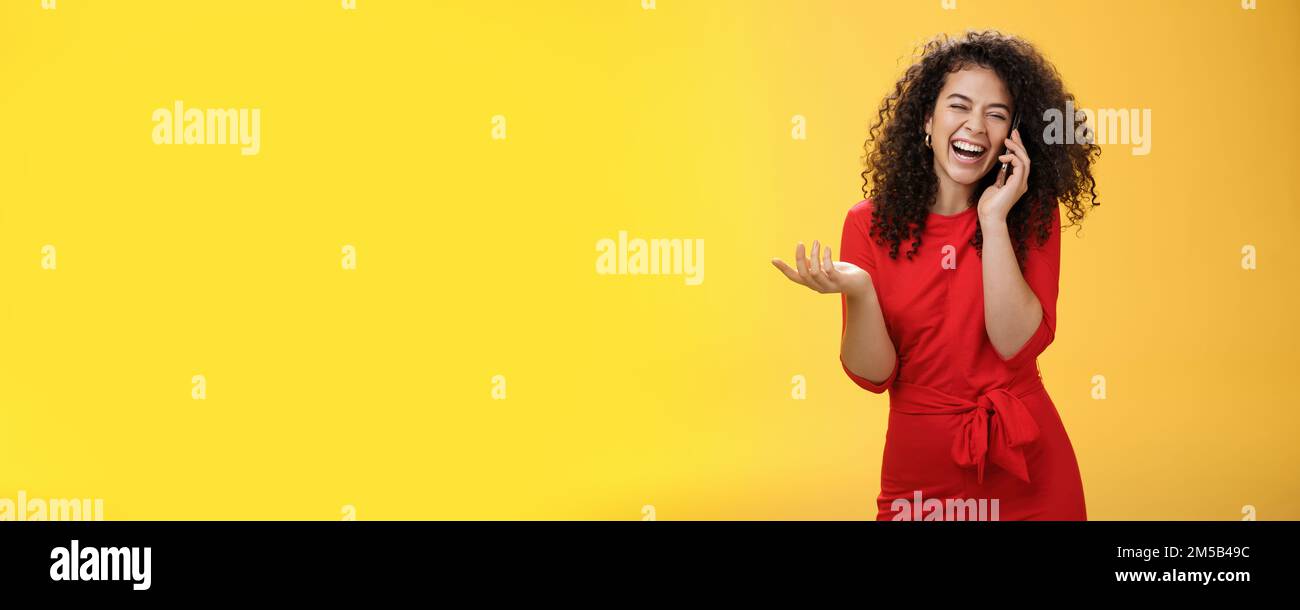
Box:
[998,112,1021,183]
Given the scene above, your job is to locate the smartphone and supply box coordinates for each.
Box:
[997,112,1021,184]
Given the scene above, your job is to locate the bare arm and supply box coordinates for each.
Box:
[978,126,1051,360]
[979,216,1043,359]
[772,235,896,391]
[841,282,896,384]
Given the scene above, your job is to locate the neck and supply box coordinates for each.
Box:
[932,166,976,215]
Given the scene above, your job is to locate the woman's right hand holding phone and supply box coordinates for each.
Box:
[771,240,873,299]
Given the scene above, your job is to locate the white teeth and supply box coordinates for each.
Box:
[953,140,985,154]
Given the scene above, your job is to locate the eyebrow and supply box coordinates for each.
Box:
[945,93,1012,112]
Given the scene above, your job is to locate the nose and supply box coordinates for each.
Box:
[962,117,986,136]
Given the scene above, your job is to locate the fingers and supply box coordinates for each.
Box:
[1004,131,1031,171]
[1000,148,1024,171]
[1007,126,1024,151]
[998,152,1028,195]
[776,242,814,289]
[1003,135,1022,156]
[806,241,833,292]
[771,241,836,292]
[822,244,837,281]
[770,258,804,285]
[998,128,1030,191]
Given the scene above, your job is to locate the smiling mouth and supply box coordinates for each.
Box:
[950,140,987,164]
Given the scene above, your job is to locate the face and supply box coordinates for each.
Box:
[925,66,1015,185]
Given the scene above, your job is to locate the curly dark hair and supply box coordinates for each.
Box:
[860,30,1101,268]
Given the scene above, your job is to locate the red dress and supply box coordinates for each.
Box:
[839,198,1086,521]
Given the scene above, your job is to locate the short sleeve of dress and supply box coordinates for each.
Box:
[998,205,1061,370]
[839,200,898,393]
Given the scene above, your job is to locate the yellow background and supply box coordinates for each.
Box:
[1,0,1296,520]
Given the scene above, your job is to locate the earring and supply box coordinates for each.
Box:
[924,133,931,148]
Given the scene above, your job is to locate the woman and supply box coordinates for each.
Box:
[771,30,1100,520]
